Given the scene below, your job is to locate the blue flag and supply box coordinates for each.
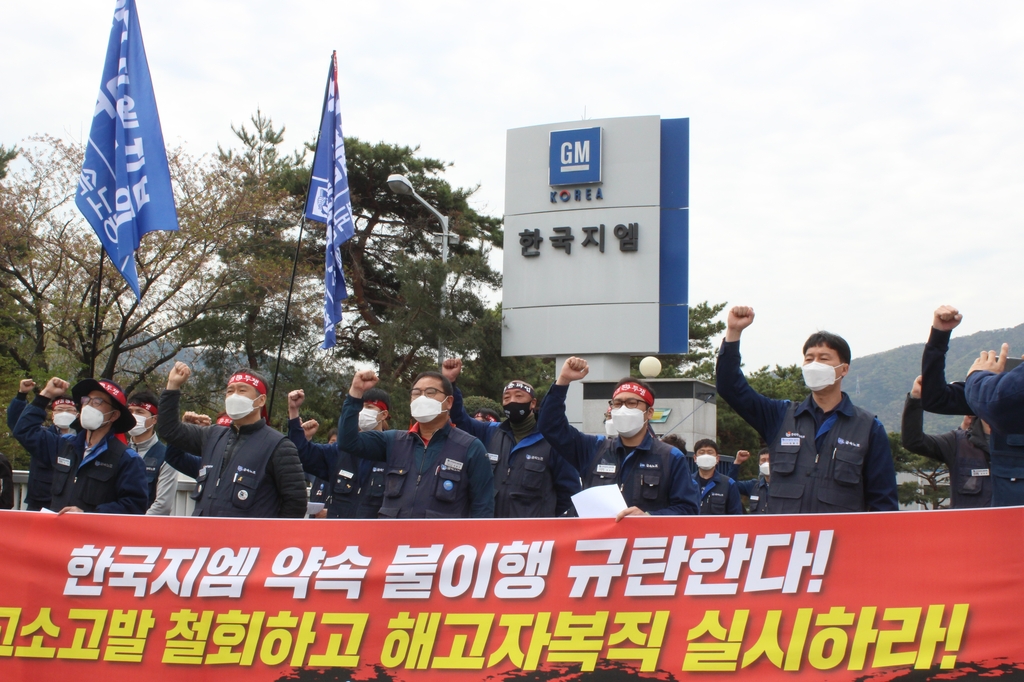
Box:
[75,0,178,299]
[305,51,355,349]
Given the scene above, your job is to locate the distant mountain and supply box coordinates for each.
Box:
[845,323,1024,433]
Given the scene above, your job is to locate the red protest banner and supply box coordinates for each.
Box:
[0,507,1020,681]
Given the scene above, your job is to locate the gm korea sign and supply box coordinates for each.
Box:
[549,127,602,186]
[503,115,689,358]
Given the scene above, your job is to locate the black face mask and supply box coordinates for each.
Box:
[503,401,532,424]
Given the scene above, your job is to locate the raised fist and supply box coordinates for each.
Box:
[19,379,36,394]
[182,411,212,426]
[557,357,590,385]
[40,377,69,399]
[288,389,305,408]
[167,362,191,390]
[301,419,320,441]
[734,450,751,466]
[349,370,379,398]
[727,306,755,332]
[910,375,923,399]
[442,357,463,384]
[933,305,962,333]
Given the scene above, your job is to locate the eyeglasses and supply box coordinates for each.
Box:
[609,398,649,410]
[410,387,447,398]
[80,396,112,409]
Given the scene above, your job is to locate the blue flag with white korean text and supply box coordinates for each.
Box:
[305,51,355,349]
[75,0,178,300]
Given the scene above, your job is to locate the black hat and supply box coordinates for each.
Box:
[71,378,136,434]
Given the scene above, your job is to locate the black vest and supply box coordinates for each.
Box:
[50,436,130,512]
[950,428,992,508]
[190,422,286,518]
[582,437,673,513]
[768,402,876,513]
[747,476,770,514]
[488,428,558,518]
[328,454,385,520]
[378,427,476,519]
[141,440,167,506]
[698,470,733,515]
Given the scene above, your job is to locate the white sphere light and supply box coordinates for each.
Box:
[639,356,662,378]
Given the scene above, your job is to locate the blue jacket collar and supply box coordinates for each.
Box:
[794,392,855,419]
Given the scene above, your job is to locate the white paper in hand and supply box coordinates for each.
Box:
[306,502,325,516]
[571,485,628,518]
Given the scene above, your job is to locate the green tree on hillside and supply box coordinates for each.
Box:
[889,432,949,509]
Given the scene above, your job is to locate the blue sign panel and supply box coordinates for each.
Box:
[548,127,602,186]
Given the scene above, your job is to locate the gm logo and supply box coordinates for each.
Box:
[549,127,602,186]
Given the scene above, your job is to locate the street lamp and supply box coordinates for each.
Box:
[387,173,456,367]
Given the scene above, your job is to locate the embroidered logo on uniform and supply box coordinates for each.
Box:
[338,470,353,479]
[237,490,249,501]
[444,458,464,471]
[94,461,113,468]
[442,480,454,491]
[836,437,861,448]
[639,462,659,469]
[780,437,801,446]
[57,457,71,466]
[372,466,385,473]
[525,454,544,461]
[785,431,806,438]
[596,464,617,474]
[971,468,990,477]
[487,453,500,463]
[236,466,257,475]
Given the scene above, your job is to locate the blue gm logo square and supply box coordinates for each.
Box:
[549,127,602,186]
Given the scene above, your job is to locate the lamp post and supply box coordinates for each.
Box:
[387,173,455,367]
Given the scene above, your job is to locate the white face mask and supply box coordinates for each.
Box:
[759,462,771,477]
[802,361,841,392]
[604,419,617,437]
[611,406,646,438]
[695,454,718,470]
[52,412,77,429]
[358,408,381,432]
[410,395,446,423]
[128,414,151,438]
[225,393,258,420]
[79,404,109,431]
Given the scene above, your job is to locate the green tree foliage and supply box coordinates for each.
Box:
[0,145,17,180]
[889,431,949,509]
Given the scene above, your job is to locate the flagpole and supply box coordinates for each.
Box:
[266,165,317,425]
[88,247,105,378]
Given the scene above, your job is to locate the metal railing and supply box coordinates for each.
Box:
[10,470,197,515]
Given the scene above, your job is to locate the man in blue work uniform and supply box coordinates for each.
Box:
[13,376,148,514]
[716,306,898,513]
[441,357,581,517]
[125,390,177,515]
[287,386,389,518]
[921,305,1018,506]
[338,369,494,518]
[537,357,699,519]
[692,439,744,515]
[8,379,79,511]
[903,375,991,508]
[729,448,772,513]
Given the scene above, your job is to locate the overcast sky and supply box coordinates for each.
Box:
[4,1,1024,370]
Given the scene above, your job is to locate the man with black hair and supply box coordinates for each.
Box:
[8,378,78,510]
[157,362,307,518]
[286,387,389,518]
[441,358,581,517]
[472,407,502,423]
[538,357,700,518]
[13,376,148,514]
[716,306,898,512]
[338,369,494,518]
[732,447,772,513]
[692,438,744,515]
[126,390,177,515]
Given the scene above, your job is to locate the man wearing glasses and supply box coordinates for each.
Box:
[338,369,494,518]
[12,376,148,514]
[537,357,700,518]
